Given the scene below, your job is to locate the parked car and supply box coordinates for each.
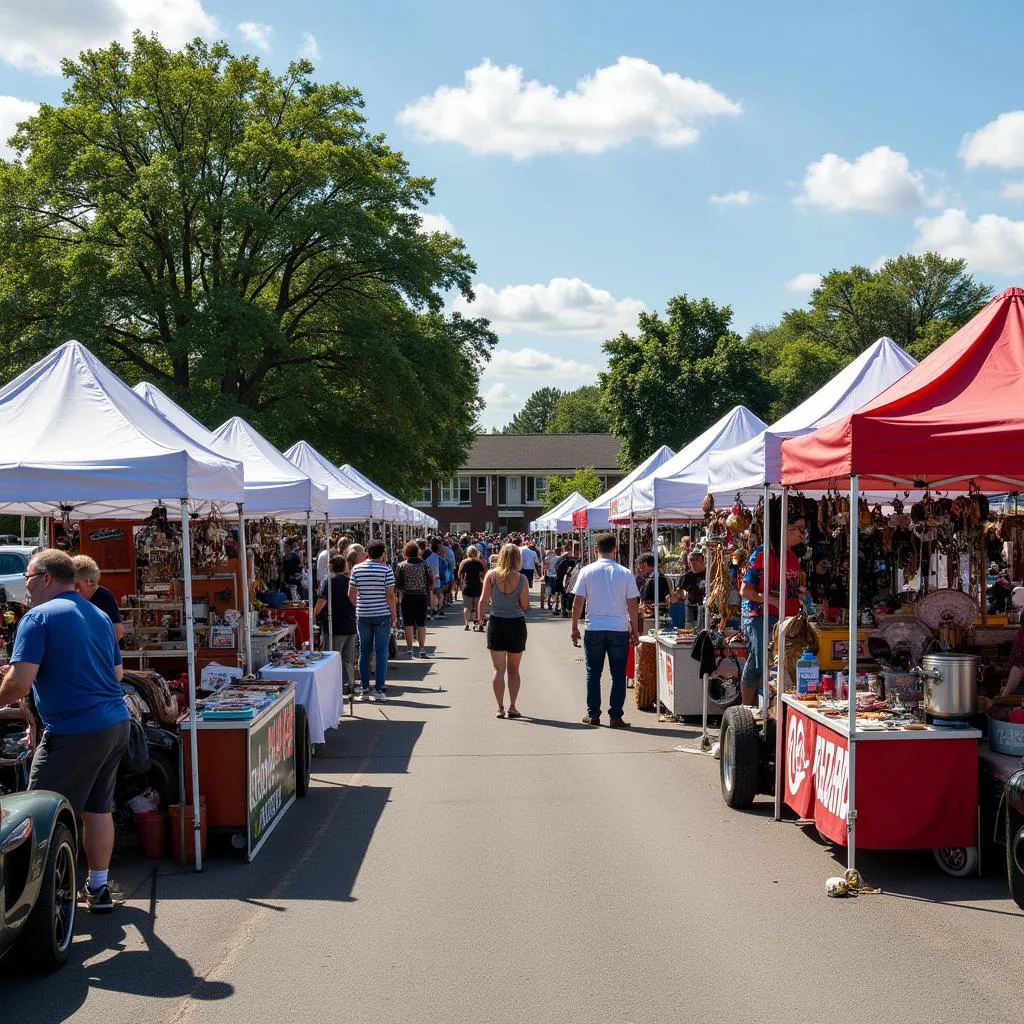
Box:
[0,790,78,971]
[0,534,22,545]
[0,545,37,603]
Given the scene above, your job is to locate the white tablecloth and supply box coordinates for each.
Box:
[258,650,343,744]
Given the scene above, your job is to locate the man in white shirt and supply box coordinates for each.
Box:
[570,533,640,727]
[519,541,539,592]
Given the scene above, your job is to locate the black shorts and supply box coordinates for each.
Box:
[486,616,527,653]
[401,593,428,628]
[30,719,130,815]
[522,569,535,585]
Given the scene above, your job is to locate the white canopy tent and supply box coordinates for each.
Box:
[707,337,917,499]
[284,441,379,522]
[336,463,422,527]
[531,491,589,532]
[133,380,220,449]
[0,342,249,870]
[609,406,767,522]
[581,444,676,530]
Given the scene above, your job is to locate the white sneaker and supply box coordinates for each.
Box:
[376,691,388,702]
[366,692,377,703]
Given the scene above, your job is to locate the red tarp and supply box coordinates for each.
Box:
[781,287,1024,491]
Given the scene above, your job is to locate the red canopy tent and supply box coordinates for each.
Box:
[780,286,1024,491]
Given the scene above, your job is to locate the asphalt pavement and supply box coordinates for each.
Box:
[2,591,1020,1023]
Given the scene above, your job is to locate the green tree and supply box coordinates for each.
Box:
[0,34,494,498]
[542,466,603,511]
[599,295,771,470]
[765,336,850,421]
[502,386,563,433]
[779,253,991,357]
[545,385,609,433]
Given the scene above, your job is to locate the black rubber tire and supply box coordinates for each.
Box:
[17,822,77,972]
[933,846,979,877]
[295,703,312,798]
[720,705,759,809]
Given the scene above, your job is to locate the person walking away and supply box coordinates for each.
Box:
[315,542,333,590]
[477,543,529,718]
[0,549,129,912]
[425,540,444,618]
[520,541,539,597]
[395,541,432,657]
[442,538,457,607]
[72,554,125,641]
[570,533,640,727]
[738,510,806,708]
[348,541,398,702]
[556,543,581,618]
[313,554,357,693]
[543,545,562,612]
[459,546,486,631]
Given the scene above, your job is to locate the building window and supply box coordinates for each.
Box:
[524,476,548,504]
[414,483,432,506]
[440,475,471,504]
[476,476,487,493]
[448,522,470,535]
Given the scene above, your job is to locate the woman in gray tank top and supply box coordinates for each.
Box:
[477,543,530,718]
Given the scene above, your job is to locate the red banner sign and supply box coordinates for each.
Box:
[785,705,849,845]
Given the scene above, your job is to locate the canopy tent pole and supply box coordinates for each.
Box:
[774,486,789,820]
[19,515,24,543]
[38,516,46,547]
[629,516,635,576]
[325,514,333,653]
[653,510,660,634]
[180,499,203,871]
[699,530,714,751]
[847,474,860,875]
[760,484,770,717]
[306,513,314,649]
[237,503,253,674]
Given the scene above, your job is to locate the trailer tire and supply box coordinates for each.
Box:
[720,705,759,809]
[932,845,978,878]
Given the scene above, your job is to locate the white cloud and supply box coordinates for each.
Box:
[797,145,930,212]
[709,189,756,206]
[960,112,1024,169]
[486,347,596,379]
[784,272,822,293]
[299,31,319,60]
[1001,181,1024,200]
[482,382,521,412]
[396,56,741,159]
[913,208,1024,275]
[418,212,456,235]
[238,21,272,51]
[0,1,218,74]
[0,95,39,160]
[453,277,645,338]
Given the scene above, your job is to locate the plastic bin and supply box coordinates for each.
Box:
[169,796,208,864]
[134,810,168,858]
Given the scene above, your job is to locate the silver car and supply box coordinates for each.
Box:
[0,546,38,603]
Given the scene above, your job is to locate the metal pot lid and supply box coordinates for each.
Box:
[922,652,979,662]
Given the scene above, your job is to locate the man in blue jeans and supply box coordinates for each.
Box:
[348,541,398,702]
[570,533,640,727]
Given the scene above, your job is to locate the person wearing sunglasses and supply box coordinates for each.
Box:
[738,510,808,708]
[0,548,128,914]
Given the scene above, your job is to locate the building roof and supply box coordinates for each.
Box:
[463,433,623,472]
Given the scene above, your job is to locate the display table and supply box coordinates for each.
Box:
[250,625,295,671]
[656,634,745,717]
[181,684,297,861]
[257,650,344,742]
[781,694,981,849]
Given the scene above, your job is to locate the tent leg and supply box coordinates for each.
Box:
[306,513,314,650]
[180,500,203,871]
[761,483,770,718]
[238,504,252,674]
[629,516,635,574]
[774,486,788,821]
[326,514,333,652]
[848,475,860,875]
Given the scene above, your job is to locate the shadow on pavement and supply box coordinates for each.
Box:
[315,715,426,774]
[0,896,234,1020]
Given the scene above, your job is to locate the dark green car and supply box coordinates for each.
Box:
[0,790,78,971]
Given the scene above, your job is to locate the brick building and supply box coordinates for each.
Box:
[416,433,623,535]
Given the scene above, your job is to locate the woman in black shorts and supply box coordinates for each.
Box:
[459,546,486,631]
[395,540,432,657]
[477,543,530,718]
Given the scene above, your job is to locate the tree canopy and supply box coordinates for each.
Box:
[542,466,603,511]
[545,385,609,434]
[0,33,495,498]
[501,386,563,433]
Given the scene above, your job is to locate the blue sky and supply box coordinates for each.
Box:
[2,1,1024,428]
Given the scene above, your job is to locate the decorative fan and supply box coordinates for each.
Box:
[915,588,979,631]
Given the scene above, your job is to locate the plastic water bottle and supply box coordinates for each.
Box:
[796,649,819,695]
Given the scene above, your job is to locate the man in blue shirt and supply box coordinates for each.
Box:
[0,548,128,914]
